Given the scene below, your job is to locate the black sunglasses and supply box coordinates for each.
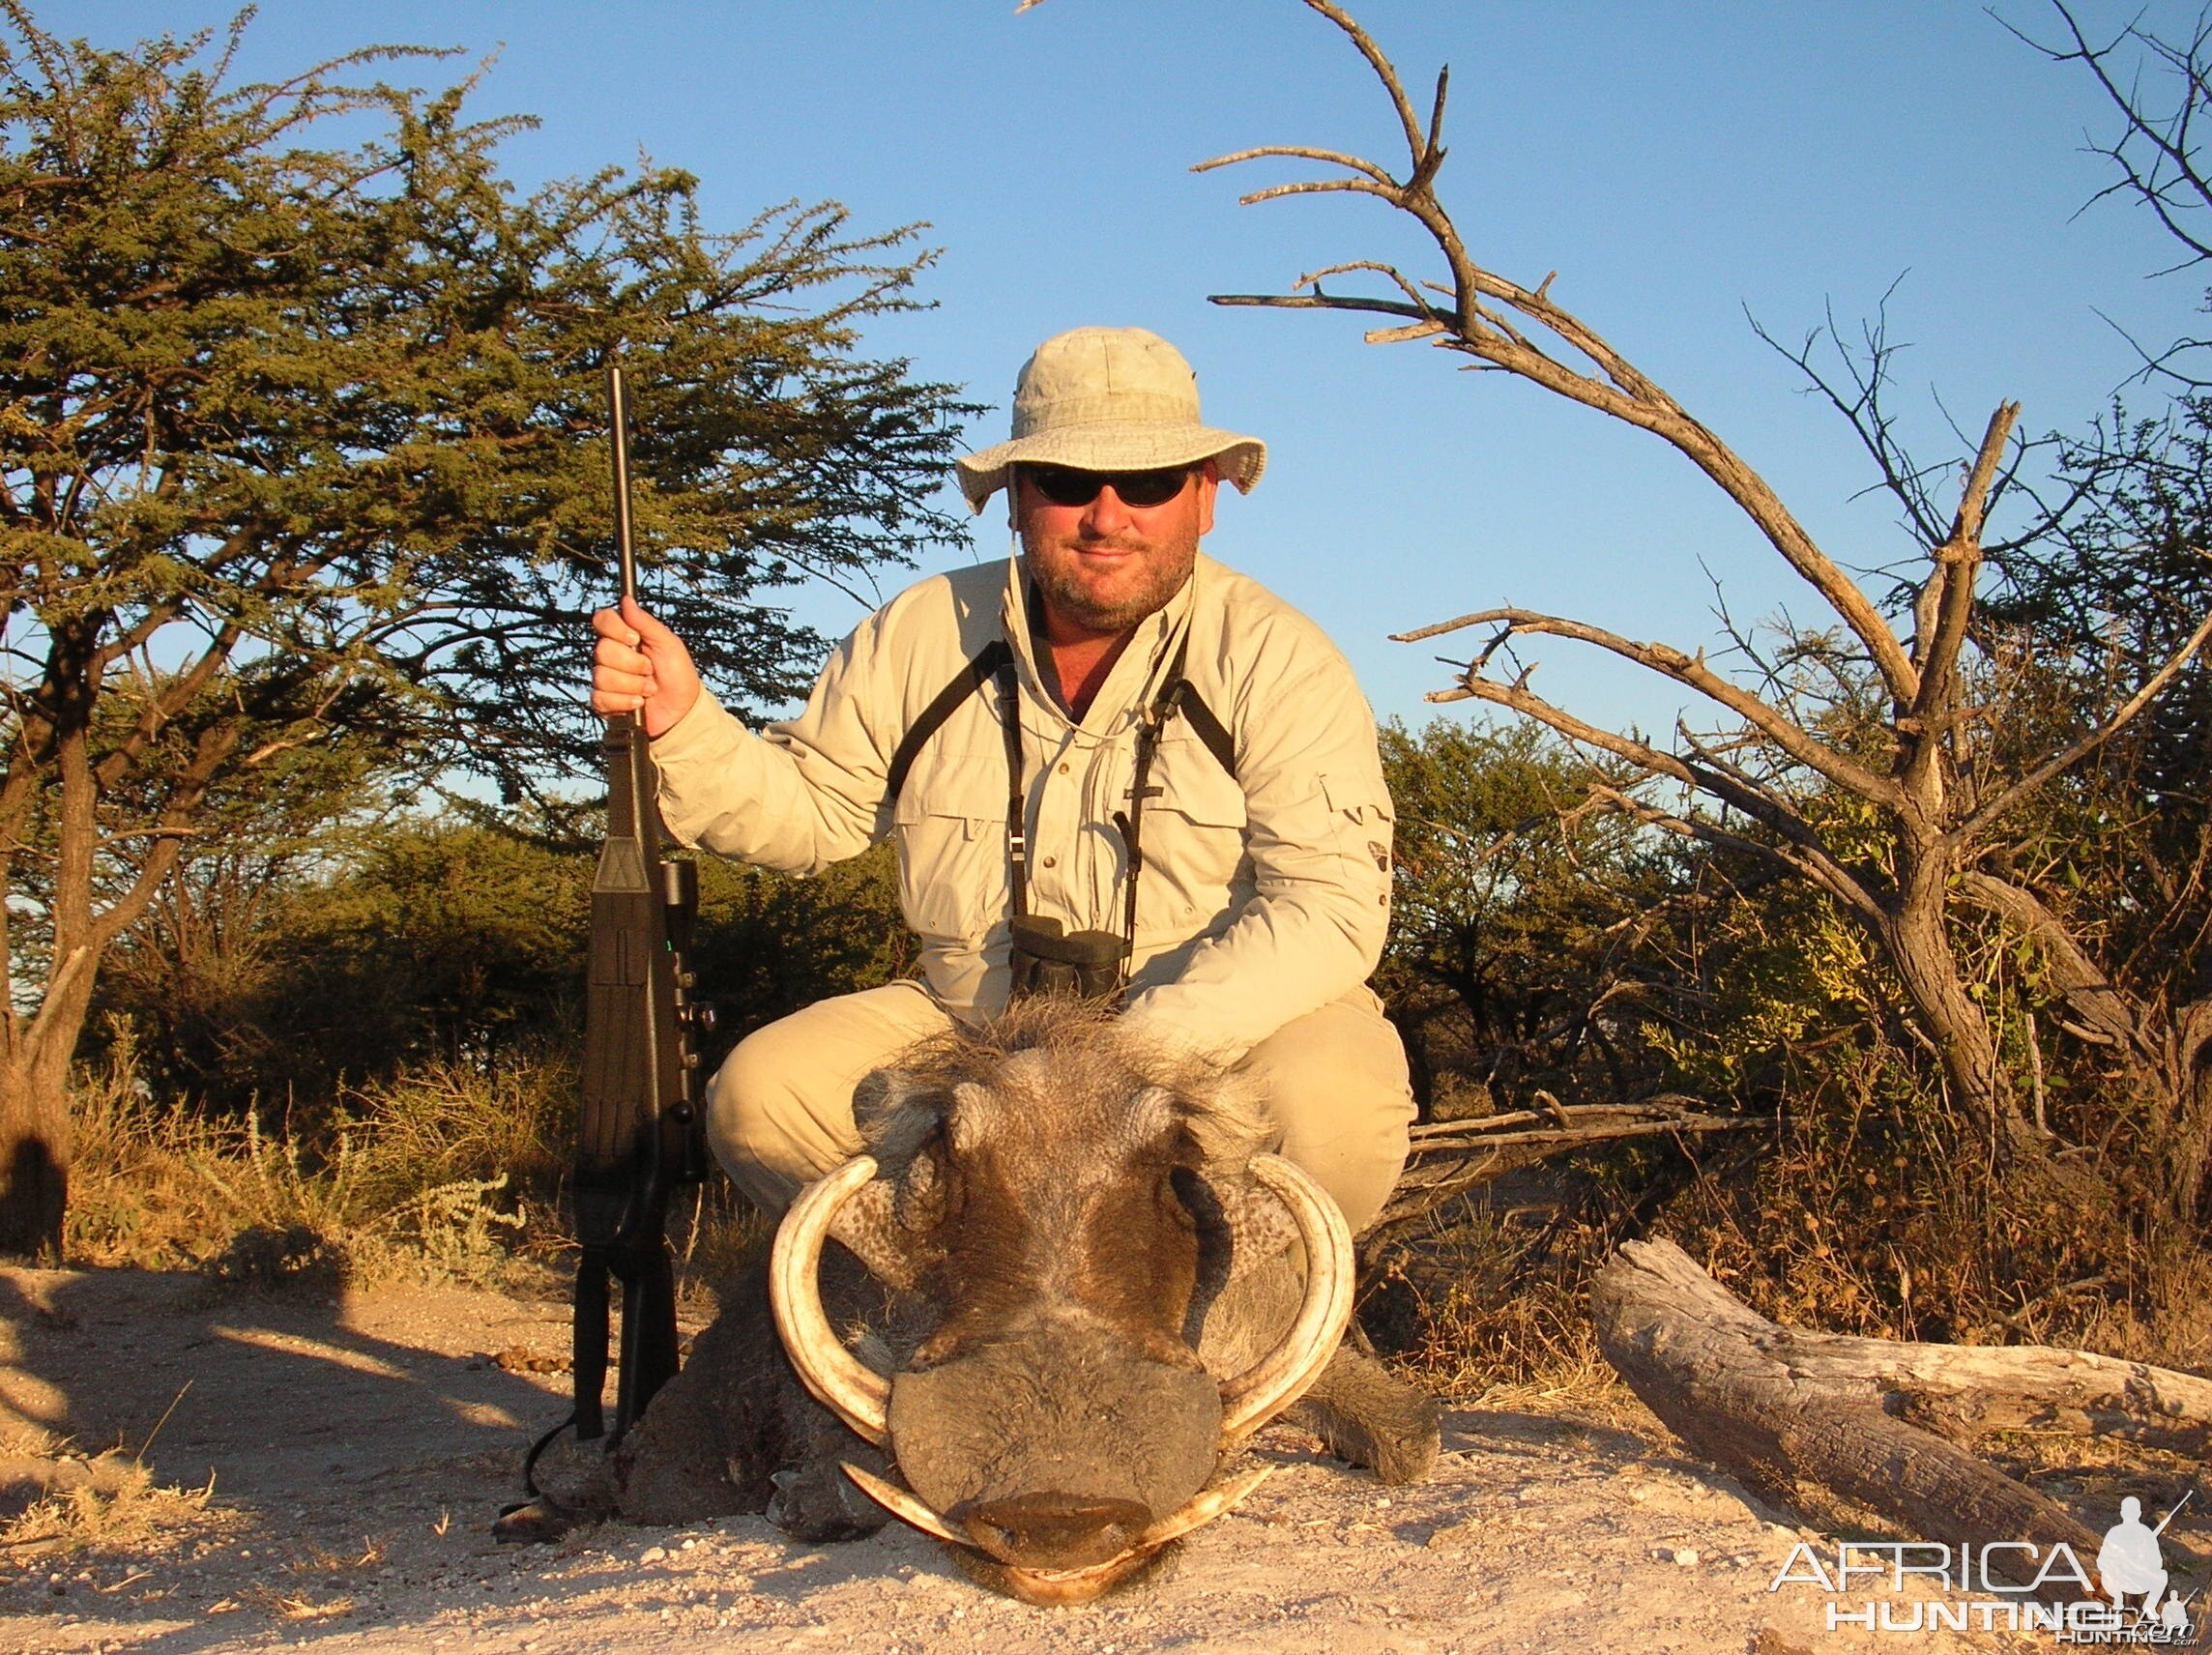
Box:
[1024,464,1194,509]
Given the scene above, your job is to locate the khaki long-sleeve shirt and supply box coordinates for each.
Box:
[648,551,1393,1062]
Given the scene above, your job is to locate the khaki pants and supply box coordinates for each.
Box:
[706,981,1416,1234]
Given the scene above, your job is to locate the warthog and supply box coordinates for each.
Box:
[605,999,1440,1603]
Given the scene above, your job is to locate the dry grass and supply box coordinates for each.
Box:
[1657,1042,2211,1372]
[1375,1038,2211,1447]
[61,1028,763,1316]
[1365,1192,1644,1425]
[0,1428,231,1563]
[212,1534,387,1620]
[227,1582,357,1620]
[668,1180,771,1316]
[65,1031,568,1291]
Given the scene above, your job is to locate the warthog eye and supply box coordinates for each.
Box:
[1155,1168,1199,1229]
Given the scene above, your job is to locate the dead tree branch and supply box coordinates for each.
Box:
[1397,607,1904,808]
[1201,0,1920,704]
[1372,1101,1755,1235]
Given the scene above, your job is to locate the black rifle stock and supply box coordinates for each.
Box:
[552,363,712,1473]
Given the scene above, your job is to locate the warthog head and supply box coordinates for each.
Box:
[769,1000,1353,1603]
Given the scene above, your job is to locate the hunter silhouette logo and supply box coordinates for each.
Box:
[1765,1494,2197,1641]
[2097,1494,2192,1636]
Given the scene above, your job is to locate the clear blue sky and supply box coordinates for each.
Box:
[71,1,2212,732]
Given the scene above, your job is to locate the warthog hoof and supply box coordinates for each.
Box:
[767,1457,890,1542]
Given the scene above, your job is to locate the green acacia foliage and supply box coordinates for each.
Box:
[0,5,974,1253]
[93,822,590,1111]
[1379,717,1679,1107]
[687,845,916,1046]
[1,10,971,782]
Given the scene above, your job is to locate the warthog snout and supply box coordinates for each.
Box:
[958,1492,1153,1571]
[886,1327,1224,1547]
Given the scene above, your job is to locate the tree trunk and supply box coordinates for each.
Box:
[2168,997,2212,1227]
[0,944,99,1261]
[1882,845,2011,1142]
[0,1044,76,1261]
[0,657,106,1260]
[1592,1238,2211,1598]
[1957,871,2204,1221]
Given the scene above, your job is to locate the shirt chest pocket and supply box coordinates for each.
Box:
[891,741,1006,941]
[1134,736,1248,930]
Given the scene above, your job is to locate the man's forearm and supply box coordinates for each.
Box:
[649,689,881,874]
[1121,876,1386,1062]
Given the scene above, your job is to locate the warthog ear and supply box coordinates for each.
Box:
[855,1068,955,1173]
[854,1068,929,1142]
[943,1080,1003,1156]
[1125,1085,1181,1148]
[835,1069,950,1287]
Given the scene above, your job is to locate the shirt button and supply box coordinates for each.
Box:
[1042,856,1058,869]
[1056,762,1070,774]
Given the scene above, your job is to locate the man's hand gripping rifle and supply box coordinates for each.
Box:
[527,364,714,1495]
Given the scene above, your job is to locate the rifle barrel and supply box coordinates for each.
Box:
[2153,1488,2192,1537]
[607,363,638,604]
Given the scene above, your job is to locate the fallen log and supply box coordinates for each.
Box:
[1591,1237,2212,1598]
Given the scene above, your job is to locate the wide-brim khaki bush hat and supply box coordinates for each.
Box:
[955,326,1266,513]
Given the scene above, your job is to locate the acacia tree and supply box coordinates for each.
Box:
[0,9,975,1256]
[1194,1,2212,1223]
[60,665,400,1110]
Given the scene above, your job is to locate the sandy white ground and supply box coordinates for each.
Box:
[0,1265,2174,1654]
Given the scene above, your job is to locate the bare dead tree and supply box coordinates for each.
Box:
[1195,0,2212,1219]
[2006,3,2212,384]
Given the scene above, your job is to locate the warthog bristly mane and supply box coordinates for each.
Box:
[853,997,1272,1176]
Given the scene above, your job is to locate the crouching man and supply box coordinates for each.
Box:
[590,326,1413,1233]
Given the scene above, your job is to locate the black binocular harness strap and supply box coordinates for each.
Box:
[881,632,1234,945]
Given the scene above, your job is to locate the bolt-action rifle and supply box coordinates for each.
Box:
[528,363,713,1491]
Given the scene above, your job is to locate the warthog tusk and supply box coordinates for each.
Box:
[840,1462,1276,1581]
[839,1463,971,1546]
[770,1156,891,1446]
[1130,1466,1274,1550]
[1215,1153,1354,1442]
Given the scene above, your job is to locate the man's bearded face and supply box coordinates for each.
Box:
[1015,462,1218,638]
